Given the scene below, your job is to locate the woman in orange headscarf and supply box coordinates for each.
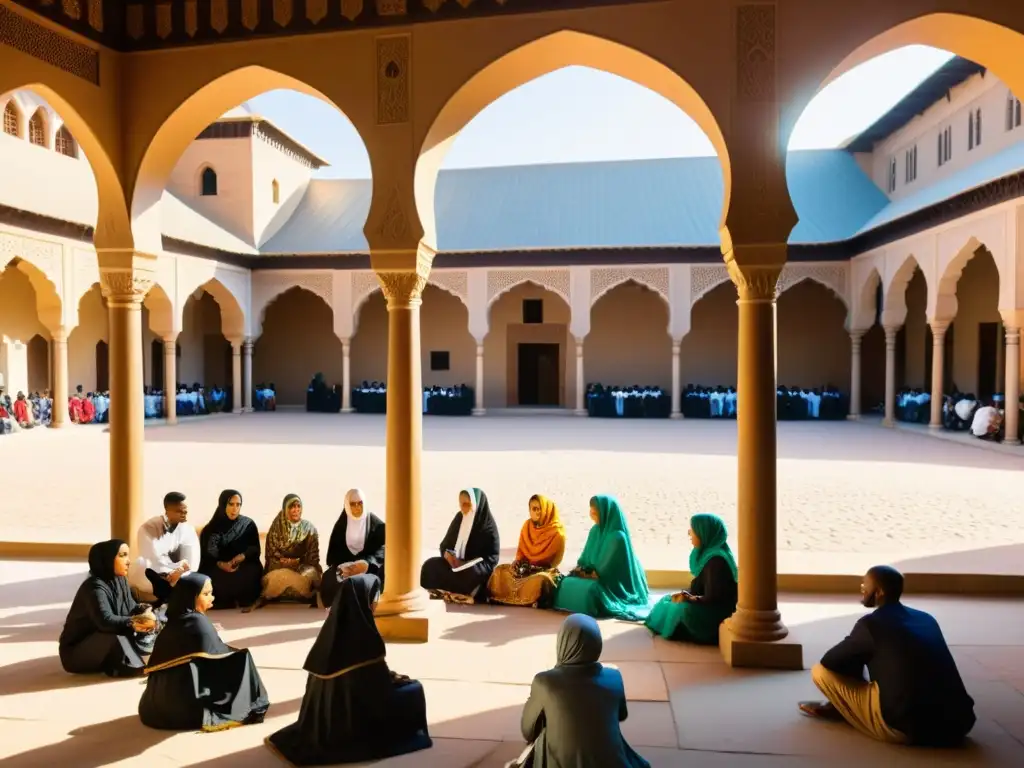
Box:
[488,495,567,608]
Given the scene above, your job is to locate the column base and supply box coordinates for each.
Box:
[845,414,860,421]
[881,418,894,428]
[670,412,683,420]
[719,616,803,670]
[48,421,68,429]
[928,422,942,430]
[375,590,437,643]
[232,408,243,415]
[472,408,486,416]
[574,408,588,416]
[1004,437,1022,446]
[243,407,254,414]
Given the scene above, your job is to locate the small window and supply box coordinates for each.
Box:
[904,146,917,184]
[271,179,280,204]
[968,112,974,150]
[200,167,218,196]
[975,108,982,148]
[1007,93,1022,131]
[938,126,952,167]
[887,156,896,193]
[522,298,544,324]
[55,125,77,158]
[28,110,46,147]
[2,102,19,137]
[429,351,450,371]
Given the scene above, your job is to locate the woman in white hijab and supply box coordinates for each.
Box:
[420,487,500,605]
[321,488,386,608]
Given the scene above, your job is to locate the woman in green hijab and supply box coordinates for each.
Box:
[645,513,737,645]
[552,495,649,620]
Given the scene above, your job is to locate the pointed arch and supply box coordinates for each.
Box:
[884,254,923,320]
[2,99,20,137]
[199,166,218,197]
[28,107,47,147]
[55,124,77,158]
[179,278,246,340]
[143,283,175,339]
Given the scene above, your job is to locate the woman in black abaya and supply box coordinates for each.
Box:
[59,539,159,677]
[139,572,270,731]
[420,487,500,604]
[265,574,431,765]
[198,489,263,609]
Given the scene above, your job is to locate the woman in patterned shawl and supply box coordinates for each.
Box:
[488,494,566,608]
[259,493,323,607]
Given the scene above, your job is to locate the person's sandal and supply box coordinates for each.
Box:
[798,701,844,721]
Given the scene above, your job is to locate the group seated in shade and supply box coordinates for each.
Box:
[777,384,847,420]
[306,373,341,412]
[139,572,269,731]
[586,383,670,418]
[254,382,277,410]
[143,382,232,419]
[941,389,1023,441]
[682,384,738,418]
[0,388,53,433]
[894,388,932,424]
[424,384,474,415]
[352,380,388,413]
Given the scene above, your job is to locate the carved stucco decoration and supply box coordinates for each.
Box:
[590,267,669,307]
[74,249,99,307]
[87,0,102,31]
[155,3,172,39]
[100,270,155,305]
[241,0,259,31]
[307,0,328,24]
[273,0,293,27]
[254,273,333,328]
[728,262,781,302]
[0,232,63,298]
[429,270,469,304]
[184,0,197,36]
[776,263,848,307]
[377,35,410,125]
[352,271,381,314]
[0,5,99,84]
[487,269,571,307]
[376,248,434,305]
[374,186,410,243]
[376,0,407,15]
[61,0,81,21]
[210,0,228,33]
[736,4,775,102]
[689,265,730,307]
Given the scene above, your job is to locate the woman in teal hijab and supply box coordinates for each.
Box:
[552,495,649,620]
[645,513,737,645]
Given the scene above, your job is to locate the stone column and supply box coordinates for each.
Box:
[718,261,799,670]
[1005,326,1021,445]
[883,326,899,427]
[574,339,586,415]
[242,340,253,412]
[50,330,69,428]
[472,343,485,415]
[341,338,353,413]
[163,335,177,424]
[231,341,242,414]
[848,330,863,419]
[372,250,432,640]
[928,321,949,429]
[100,263,152,553]
[670,340,682,419]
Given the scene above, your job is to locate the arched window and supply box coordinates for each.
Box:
[28,109,46,147]
[200,167,218,196]
[272,179,280,204]
[55,125,77,158]
[2,101,19,137]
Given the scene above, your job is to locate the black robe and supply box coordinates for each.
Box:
[265,574,431,765]
[321,511,386,607]
[420,488,500,599]
[199,499,263,609]
[58,539,156,677]
[139,573,269,731]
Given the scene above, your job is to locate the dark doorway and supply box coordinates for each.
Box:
[95,341,109,392]
[151,340,164,390]
[518,343,559,406]
[978,322,1000,400]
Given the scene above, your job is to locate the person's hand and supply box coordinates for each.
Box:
[671,592,685,604]
[231,554,245,566]
[178,560,190,572]
[218,560,237,573]
[587,569,599,581]
[167,569,183,587]
[131,614,156,633]
[443,552,457,567]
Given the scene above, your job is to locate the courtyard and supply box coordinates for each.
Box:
[1,413,1023,575]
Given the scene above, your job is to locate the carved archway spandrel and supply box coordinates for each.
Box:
[0,232,63,296]
[776,263,848,306]
[486,269,571,306]
[352,270,382,310]
[689,265,730,306]
[429,270,469,303]
[589,267,669,306]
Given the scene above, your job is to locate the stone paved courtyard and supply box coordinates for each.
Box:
[2,413,1023,573]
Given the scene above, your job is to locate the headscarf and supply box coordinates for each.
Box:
[453,487,477,560]
[515,494,566,568]
[269,493,315,547]
[87,538,134,617]
[203,489,249,545]
[343,488,368,556]
[577,495,649,617]
[145,573,232,673]
[556,614,603,667]
[304,574,386,678]
[688,513,738,581]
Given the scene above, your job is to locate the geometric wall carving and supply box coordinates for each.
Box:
[253,271,333,328]
[0,5,99,84]
[590,266,669,306]
[689,264,730,306]
[777,262,848,307]
[428,269,468,303]
[0,231,63,296]
[487,268,570,306]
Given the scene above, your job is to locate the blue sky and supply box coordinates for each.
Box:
[249,45,955,180]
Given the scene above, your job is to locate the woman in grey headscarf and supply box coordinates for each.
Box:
[511,614,650,767]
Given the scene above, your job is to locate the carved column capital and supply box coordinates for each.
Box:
[1007,326,1021,346]
[242,339,254,353]
[727,263,782,302]
[883,325,900,344]
[929,320,950,337]
[97,251,157,308]
[849,329,865,346]
[373,246,434,308]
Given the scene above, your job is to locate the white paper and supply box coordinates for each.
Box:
[451,557,483,573]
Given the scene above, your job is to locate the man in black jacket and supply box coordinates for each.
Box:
[799,565,975,746]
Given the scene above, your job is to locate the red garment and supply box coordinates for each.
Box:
[79,398,96,424]
[69,397,83,423]
[13,399,29,423]
[0,405,9,418]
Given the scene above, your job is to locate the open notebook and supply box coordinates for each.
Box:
[451,557,483,573]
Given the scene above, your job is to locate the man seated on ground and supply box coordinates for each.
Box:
[970,403,1002,440]
[13,391,35,428]
[799,565,975,747]
[0,395,16,435]
[129,491,200,606]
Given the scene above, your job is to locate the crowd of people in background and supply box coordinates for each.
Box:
[587,384,671,418]
[893,386,1023,442]
[678,383,847,420]
[0,387,53,433]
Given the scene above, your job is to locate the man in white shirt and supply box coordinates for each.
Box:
[970,405,1002,440]
[129,491,200,605]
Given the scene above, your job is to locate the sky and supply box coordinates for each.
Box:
[248,45,956,180]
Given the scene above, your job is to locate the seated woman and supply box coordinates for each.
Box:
[321,488,385,608]
[257,494,323,608]
[513,614,649,768]
[488,494,566,608]
[645,513,738,645]
[420,487,500,604]
[552,495,649,620]
[265,574,431,765]
[199,490,263,610]
[59,539,160,677]
[140,572,270,731]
